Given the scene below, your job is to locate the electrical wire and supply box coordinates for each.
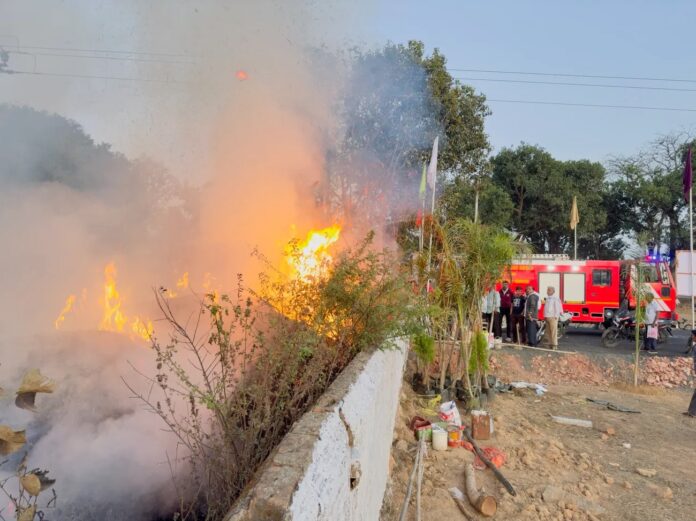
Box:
[453,76,696,93]
[485,98,696,113]
[7,69,190,84]
[449,67,696,85]
[0,42,191,58]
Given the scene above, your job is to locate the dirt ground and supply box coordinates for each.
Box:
[382,372,696,521]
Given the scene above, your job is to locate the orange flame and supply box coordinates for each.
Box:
[131,316,154,341]
[288,225,341,280]
[54,294,76,329]
[99,263,127,332]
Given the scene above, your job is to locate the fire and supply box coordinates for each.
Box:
[54,262,154,341]
[54,294,76,329]
[288,225,341,280]
[131,316,154,341]
[99,262,127,332]
[166,271,190,299]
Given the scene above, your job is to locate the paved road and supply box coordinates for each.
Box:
[555,325,691,357]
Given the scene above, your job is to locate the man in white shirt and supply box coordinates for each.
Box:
[643,294,660,353]
[543,286,563,350]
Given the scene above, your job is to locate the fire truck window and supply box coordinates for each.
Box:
[592,270,611,286]
[642,265,659,283]
[659,263,669,285]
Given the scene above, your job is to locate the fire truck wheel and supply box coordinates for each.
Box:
[601,326,621,348]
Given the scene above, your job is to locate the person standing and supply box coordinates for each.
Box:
[524,285,541,346]
[499,280,512,341]
[482,286,501,337]
[643,294,660,354]
[684,329,696,418]
[543,286,563,350]
[510,286,526,344]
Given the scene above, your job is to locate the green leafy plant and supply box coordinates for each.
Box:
[130,233,425,520]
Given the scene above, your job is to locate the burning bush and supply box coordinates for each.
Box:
[129,232,424,520]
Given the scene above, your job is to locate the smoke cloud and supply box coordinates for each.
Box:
[0,1,438,519]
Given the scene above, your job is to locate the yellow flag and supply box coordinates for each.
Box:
[570,196,580,230]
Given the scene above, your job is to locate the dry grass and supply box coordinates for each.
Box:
[610,381,666,396]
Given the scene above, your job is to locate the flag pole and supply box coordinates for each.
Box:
[690,183,694,328]
[574,227,577,260]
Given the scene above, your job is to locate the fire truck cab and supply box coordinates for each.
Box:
[504,254,677,327]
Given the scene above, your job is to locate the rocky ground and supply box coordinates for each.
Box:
[381,352,696,521]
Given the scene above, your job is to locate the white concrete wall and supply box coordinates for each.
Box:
[288,340,406,520]
[226,339,407,521]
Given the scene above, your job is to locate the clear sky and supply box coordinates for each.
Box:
[2,1,695,171]
[366,0,696,162]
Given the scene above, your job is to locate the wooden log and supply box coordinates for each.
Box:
[463,463,497,517]
[463,427,517,496]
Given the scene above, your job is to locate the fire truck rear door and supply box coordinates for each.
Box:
[538,272,561,296]
[563,273,585,303]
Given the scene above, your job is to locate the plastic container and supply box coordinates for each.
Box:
[447,426,461,447]
[432,428,448,451]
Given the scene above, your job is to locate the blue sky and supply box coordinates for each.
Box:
[366,0,696,162]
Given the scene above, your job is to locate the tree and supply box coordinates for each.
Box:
[439,176,513,227]
[324,41,491,230]
[491,143,610,255]
[608,132,696,259]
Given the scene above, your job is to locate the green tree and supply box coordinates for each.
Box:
[491,143,609,255]
[324,41,490,229]
[439,176,513,227]
[609,132,695,258]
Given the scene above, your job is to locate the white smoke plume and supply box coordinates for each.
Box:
[0,1,438,519]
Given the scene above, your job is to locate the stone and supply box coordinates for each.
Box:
[604,476,614,485]
[605,426,616,436]
[563,508,574,520]
[636,468,657,477]
[623,481,633,490]
[661,487,673,500]
[600,433,609,441]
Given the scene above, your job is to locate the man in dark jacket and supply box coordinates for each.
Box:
[524,285,541,346]
[499,280,512,341]
[510,286,526,344]
[685,329,696,417]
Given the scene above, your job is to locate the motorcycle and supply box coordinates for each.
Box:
[602,310,672,348]
[536,311,573,342]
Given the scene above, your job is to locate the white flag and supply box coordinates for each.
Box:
[426,136,439,191]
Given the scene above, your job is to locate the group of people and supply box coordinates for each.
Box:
[482,281,564,349]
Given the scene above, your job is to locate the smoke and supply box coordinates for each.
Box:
[0,1,438,519]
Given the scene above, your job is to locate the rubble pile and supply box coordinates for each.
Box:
[529,355,612,385]
[641,356,693,388]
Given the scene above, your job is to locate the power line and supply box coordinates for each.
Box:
[5,49,196,65]
[0,42,192,59]
[6,69,189,84]
[449,67,696,85]
[486,98,696,113]
[453,76,696,93]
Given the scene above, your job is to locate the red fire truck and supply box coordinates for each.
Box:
[503,255,678,327]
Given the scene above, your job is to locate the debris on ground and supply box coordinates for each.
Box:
[550,415,593,428]
[586,397,640,413]
[382,372,696,521]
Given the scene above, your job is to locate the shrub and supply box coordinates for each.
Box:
[131,233,425,520]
